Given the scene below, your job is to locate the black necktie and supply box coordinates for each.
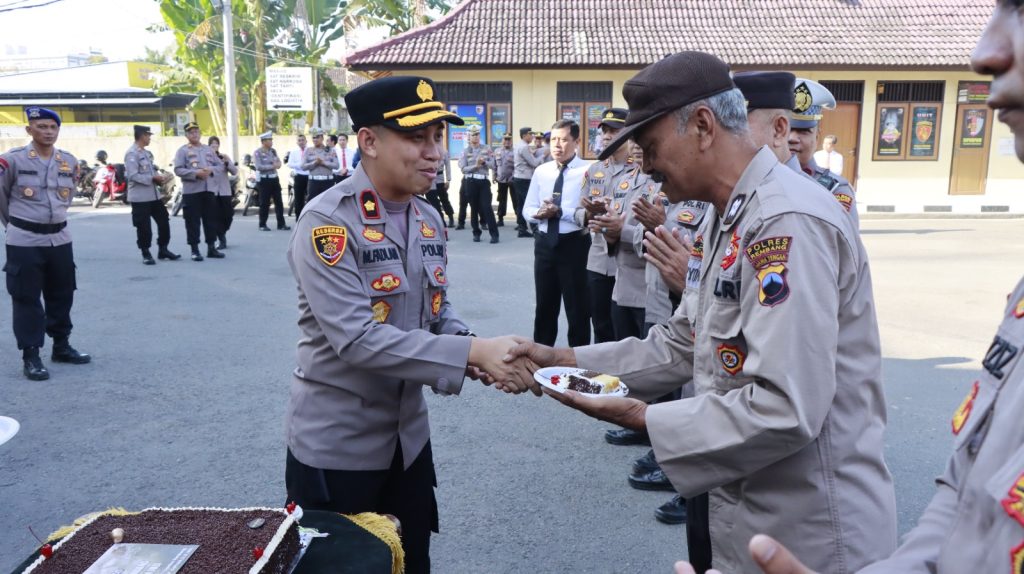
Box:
[546,162,567,246]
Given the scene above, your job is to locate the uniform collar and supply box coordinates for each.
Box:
[784,153,802,174]
[718,145,778,231]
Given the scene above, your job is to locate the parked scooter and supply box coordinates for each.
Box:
[91,150,127,208]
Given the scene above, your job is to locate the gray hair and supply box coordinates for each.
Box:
[674,88,749,136]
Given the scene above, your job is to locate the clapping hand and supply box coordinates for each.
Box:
[579,197,608,221]
[591,212,624,242]
[632,197,666,231]
[536,200,560,220]
[643,226,691,296]
[674,535,816,574]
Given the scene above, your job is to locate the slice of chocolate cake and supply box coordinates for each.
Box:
[21,507,301,574]
[566,374,603,394]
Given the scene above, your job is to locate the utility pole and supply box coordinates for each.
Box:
[213,0,240,161]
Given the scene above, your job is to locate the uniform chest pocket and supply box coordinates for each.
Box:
[17,174,42,200]
[984,443,1024,537]
[362,267,410,298]
[703,304,749,386]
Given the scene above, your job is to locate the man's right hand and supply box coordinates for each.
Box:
[502,340,572,371]
[643,226,691,295]
[673,535,817,574]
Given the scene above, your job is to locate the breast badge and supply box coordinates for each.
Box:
[420,221,437,238]
[951,381,978,435]
[60,188,70,199]
[23,187,34,197]
[431,291,443,316]
[371,273,402,292]
[833,191,853,213]
[311,225,348,266]
[677,210,695,224]
[371,300,392,323]
[590,187,602,197]
[594,171,605,179]
[362,227,384,242]
[721,230,740,270]
[717,344,745,375]
[619,181,629,190]
[1014,296,1024,319]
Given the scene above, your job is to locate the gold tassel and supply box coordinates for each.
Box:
[343,513,405,574]
[47,508,138,542]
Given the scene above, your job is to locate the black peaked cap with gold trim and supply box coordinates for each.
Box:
[599,107,628,130]
[345,76,464,132]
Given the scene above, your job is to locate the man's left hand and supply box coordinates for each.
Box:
[592,212,625,242]
[543,389,647,431]
[674,534,817,574]
[633,197,666,231]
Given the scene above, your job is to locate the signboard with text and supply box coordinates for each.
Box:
[266,67,314,111]
[446,103,487,159]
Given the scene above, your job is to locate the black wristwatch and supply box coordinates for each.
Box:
[455,329,477,337]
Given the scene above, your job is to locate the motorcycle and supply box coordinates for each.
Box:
[240,154,259,216]
[91,162,127,208]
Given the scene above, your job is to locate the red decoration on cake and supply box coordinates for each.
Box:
[253,546,264,559]
[40,544,52,559]
[550,375,560,385]
[286,502,297,514]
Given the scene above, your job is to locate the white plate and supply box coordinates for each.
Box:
[534,367,629,397]
[0,416,20,446]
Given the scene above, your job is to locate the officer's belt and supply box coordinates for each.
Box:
[9,217,67,234]
[310,175,332,181]
[259,173,279,179]
[464,173,488,180]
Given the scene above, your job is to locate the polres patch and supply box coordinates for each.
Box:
[371,300,391,323]
[717,344,745,375]
[311,226,347,266]
[745,236,792,269]
[951,381,979,435]
[431,291,443,316]
[1001,471,1024,527]
[756,264,790,307]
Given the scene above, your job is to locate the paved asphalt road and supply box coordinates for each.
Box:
[1,202,1022,573]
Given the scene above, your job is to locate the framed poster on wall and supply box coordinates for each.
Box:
[907,104,941,160]
[960,108,988,148]
[446,103,487,159]
[487,103,511,149]
[873,104,908,160]
[584,103,610,159]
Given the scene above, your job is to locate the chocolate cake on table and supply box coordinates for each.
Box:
[21,506,302,574]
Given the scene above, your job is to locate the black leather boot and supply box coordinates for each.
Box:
[158,247,181,260]
[217,234,227,250]
[191,246,204,261]
[22,347,49,381]
[141,249,155,265]
[654,495,687,525]
[206,245,225,259]
[51,339,91,364]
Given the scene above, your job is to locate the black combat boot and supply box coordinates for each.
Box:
[191,245,204,261]
[141,249,155,265]
[217,234,228,250]
[158,247,181,260]
[51,338,91,364]
[22,347,49,381]
[206,245,225,259]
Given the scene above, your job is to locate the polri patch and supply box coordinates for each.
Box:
[371,300,391,323]
[1014,296,1024,319]
[833,191,853,212]
[717,344,745,375]
[362,227,384,242]
[360,190,381,219]
[431,291,443,316]
[371,273,402,292]
[951,381,979,435]
[311,226,348,266]
[420,221,437,238]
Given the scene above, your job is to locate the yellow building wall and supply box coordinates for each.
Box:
[412,67,1024,207]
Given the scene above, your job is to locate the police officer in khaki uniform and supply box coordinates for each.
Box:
[252,131,290,232]
[494,133,515,226]
[173,122,225,261]
[284,75,538,574]
[207,135,237,250]
[673,5,1024,573]
[575,108,631,345]
[457,124,498,241]
[125,124,179,265]
[302,127,339,202]
[1,107,91,381]
[426,147,454,227]
[505,52,896,573]
[788,79,859,227]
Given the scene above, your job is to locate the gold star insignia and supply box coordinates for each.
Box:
[364,199,376,212]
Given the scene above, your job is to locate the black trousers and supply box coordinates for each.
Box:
[217,195,234,235]
[4,243,75,350]
[686,492,712,573]
[533,231,591,347]
[307,178,333,202]
[511,178,531,229]
[496,181,512,219]
[457,181,485,227]
[425,183,454,221]
[611,303,646,341]
[286,442,438,574]
[182,191,220,246]
[587,271,616,343]
[464,179,498,239]
[130,199,171,250]
[258,178,286,228]
[293,174,308,216]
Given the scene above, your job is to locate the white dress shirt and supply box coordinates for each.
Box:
[812,149,843,175]
[288,146,308,176]
[524,154,591,234]
[335,146,354,177]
